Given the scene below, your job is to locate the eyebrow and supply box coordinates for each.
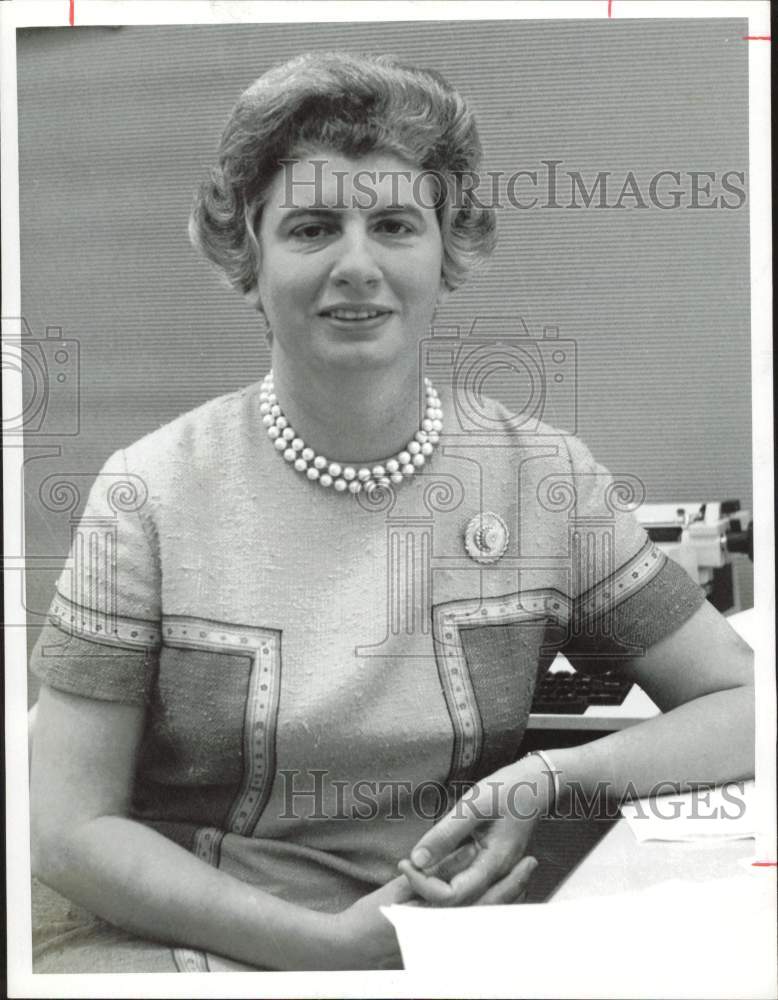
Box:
[276,204,427,225]
[378,205,427,220]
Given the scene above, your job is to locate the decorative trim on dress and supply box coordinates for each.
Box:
[430,541,667,784]
[432,589,572,784]
[193,826,225,867]
[49,590,161,648]
[161,615,283,838]
[573,537,665,622]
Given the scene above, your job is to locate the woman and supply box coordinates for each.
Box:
[29,52,754,973]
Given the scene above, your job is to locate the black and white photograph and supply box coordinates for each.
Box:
[2,1,774,996]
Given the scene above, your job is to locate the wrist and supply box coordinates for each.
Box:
[288,910,342,971]
[520,750,560,817]
[320,909,370,971]
[499,754,556,820]
[233,900,336,972]
[536,746,609,819]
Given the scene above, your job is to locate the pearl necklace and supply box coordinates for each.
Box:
[259,372,443,495]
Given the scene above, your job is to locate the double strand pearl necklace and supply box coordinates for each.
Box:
[259,372,443,496]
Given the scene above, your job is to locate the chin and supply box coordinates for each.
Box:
[313,337,407,372]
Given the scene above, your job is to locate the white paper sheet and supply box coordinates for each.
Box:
[383,868,777,998]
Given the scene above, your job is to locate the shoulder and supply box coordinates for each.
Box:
[452,390,596,472]
[77,384,259,530]
[446,392,634,519]
[86,384,262,518]
[118,383,260,475]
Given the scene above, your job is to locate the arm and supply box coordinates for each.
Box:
[400,601,754,903]
[30,684,330,969]
[551,599,754,811]
[29,684,411,970]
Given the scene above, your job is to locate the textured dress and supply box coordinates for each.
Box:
[30,381,705,972]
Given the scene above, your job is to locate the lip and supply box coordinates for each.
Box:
[318,302,394,321]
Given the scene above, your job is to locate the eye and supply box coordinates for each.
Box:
[374,217,414,236]
[290,222,335,240]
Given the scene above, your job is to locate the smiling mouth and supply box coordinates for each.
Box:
[319,307,393,321]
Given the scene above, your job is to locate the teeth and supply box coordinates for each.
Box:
[327,308,383,320]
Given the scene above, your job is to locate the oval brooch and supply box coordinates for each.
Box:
[463,511,509,564]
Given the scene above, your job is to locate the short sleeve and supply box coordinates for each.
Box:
[553,434,706,671]
[29,448,161,704]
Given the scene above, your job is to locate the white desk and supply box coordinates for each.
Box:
[553,817,751,901]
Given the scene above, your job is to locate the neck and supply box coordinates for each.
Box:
[269,357,425,465]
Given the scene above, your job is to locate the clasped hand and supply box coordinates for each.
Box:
[331,758,550,969]
[398,757,552,906]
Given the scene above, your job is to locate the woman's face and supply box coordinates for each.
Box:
[257,150,445,374]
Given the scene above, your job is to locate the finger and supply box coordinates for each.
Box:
[373,873,416,907]
[397,858,456,904]
[428,840,478,882]
[398,841,478,904]
[407,790,486,871]
[444,846,510,905]
[476,856,537,906]
[476,855,538,906]
[399,837,508,908]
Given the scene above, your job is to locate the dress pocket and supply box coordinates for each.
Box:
[135,617,283,835]
[432,592,560,783]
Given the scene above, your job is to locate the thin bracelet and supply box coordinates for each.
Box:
[523,749,561,814]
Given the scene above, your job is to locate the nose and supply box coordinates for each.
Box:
[329,225,382,289]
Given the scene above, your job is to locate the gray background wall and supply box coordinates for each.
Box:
[17,19,752,680]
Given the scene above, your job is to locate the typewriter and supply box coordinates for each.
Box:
[530,500,753,718]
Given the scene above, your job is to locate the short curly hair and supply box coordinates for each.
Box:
[189,52,496,305]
